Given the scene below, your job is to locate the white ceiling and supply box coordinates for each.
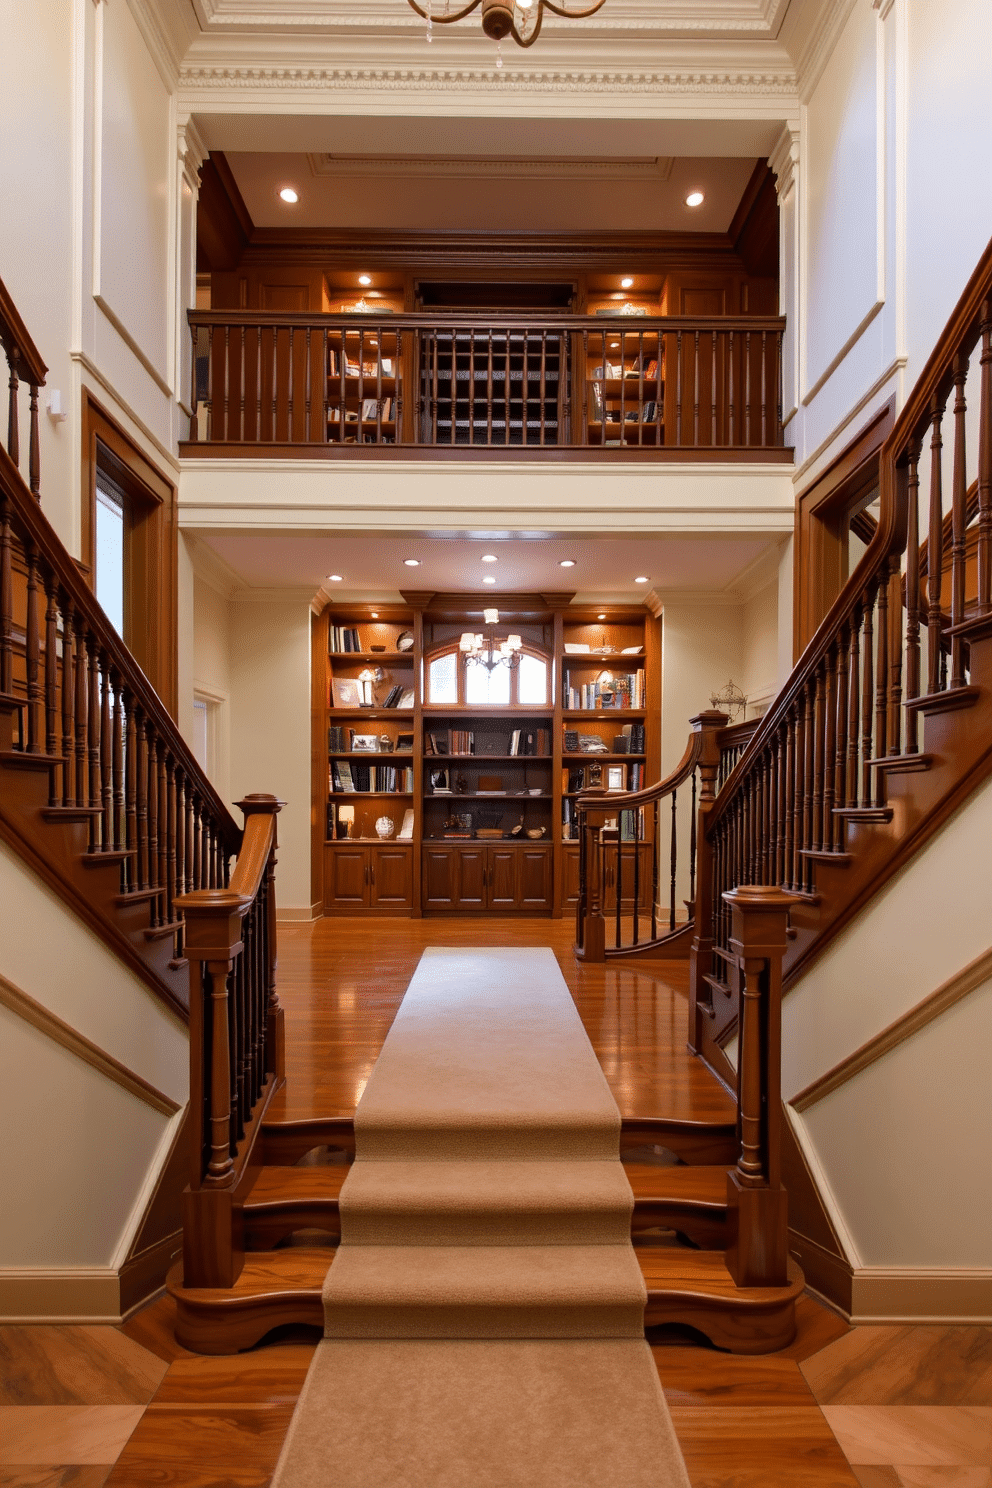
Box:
[190,529,779,602]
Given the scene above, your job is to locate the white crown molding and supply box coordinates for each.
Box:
[186,533,244,598]
[125,0,184,90]
[794,0,858,102]
[768,118,800,197]
[178,115,208,184]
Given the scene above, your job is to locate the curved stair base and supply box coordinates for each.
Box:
[167,1247,803,1357]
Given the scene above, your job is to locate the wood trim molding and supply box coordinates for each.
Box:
[850,1269,992,1325]
[790,945,992,1113]
[0,1268,122,1323]
[0,970,181,1116]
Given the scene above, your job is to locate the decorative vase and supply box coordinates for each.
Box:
[375,816,394,839]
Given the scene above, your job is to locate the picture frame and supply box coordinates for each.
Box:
[607,766,625,791]
[350,734,380,752]
[332,679,362,708]
[430,768,450,792]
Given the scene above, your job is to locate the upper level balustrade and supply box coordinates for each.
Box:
[183,310,790,461]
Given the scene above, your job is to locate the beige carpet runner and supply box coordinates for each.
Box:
[272,947,690,1487]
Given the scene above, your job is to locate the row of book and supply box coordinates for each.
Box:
[425,729,475,756]
[328,726,414,752]
[508,727,550,757]
[330,762,414,793]
[612,722,646,753]
[564,670,645,711]
[327,352,395,377]
[328,398,395,422]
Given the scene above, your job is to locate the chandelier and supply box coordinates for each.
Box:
[709,678,748,724]
[459,610,523,671]
[407,0,607,50]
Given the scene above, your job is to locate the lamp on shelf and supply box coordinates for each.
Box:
[358,666,385,706]
[407,0,607,51]
[459,610,523,673]
[338,804,355,839]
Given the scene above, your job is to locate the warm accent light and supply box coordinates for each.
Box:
[279,187,299,203]
[327,574,343,582]
[597,613,607,620]
[459,609,523,673]
[685,190,704,207]
[481,553,498,562]
[359,274,372,286]
[404,558,420,567]
[620,276,633,289]
[559,559,576,568]
[408,0,607,50]
[635,575,649,584]
[483,575,497,585]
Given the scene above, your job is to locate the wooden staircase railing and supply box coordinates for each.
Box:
[1,273,47,501]
[575,709,728,962]
[0,359,241,1019]
[691,235,992,1069]
[177,795,284,1289]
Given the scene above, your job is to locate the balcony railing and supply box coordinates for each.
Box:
[183,311,789,460]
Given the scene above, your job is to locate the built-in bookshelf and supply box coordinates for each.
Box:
[585,331,664,447]
[326,329,401,446]
[315,600,660,915]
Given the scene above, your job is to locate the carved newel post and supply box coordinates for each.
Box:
[723,883,798,1288]
[686,710,730,1050]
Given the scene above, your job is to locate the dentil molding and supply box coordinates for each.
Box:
[178,63,798,95]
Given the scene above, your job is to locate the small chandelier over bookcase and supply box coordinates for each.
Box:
[709,678,748,724]
[459,610,523,673]
[407,0,607,58]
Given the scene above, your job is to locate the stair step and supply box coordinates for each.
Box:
[82,848,132,867]
[626,1162,728,1246]
[261,1115,357,1163]
[620,1116,737,1165]
[800,847,853,866]
[639,1247,803,1353]
[144,918,183,942]
[42,805,104,823]
[904,684,980,716]
[870,751,933,774]
[0,748,60,771]
[833,805,894,823]
[167,1243,802,1357]
[244,1166,346,1247]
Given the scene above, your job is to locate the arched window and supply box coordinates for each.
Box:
[425,642,550,707]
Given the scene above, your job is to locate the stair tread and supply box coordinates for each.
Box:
[246,1166,348,1207]
[168,1245,802,1310]
[325,1243,645,1304]
[623,1163,728,1209]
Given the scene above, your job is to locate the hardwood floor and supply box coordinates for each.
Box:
[2,918,988,1487]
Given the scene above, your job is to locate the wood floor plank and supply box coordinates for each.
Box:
[117,1298,193,1364]
[653,1345,819,1406]
[101,1406,295,1487]
[668,1405,864,1486]
[801,1326,992,1406]
[0,1328,167,1406]
[151,1344,317,1406]
[0,1469,112,1487]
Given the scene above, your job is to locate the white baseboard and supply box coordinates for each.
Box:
[0,1267,122,1323]
[850,1267,992,1323]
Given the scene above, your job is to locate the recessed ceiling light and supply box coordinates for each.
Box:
[483,575,497,585]
[610,341,619,349]
[635,576,649,584]
[559,559,576,568]
[685,190,704,208]
[481,553,498,563]
[597,613,607,620]
[279,187,299,204]
[620,277,633,289]
[358,274,372,286]
[403,558,420,567]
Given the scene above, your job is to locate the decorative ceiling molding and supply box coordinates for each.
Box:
[307,151,675,180]
[793,0,858,101]
[768,118,799,198]
[179,63,798,97]
[188,0,793,38]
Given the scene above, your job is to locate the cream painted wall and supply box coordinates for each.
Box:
[784,772,992,1270]
[229,600,313,914]
[0,2,76,549]
[192,573,233,805]
[0,839,187,1271]
[786,0,992,482]
[740,581,779,714]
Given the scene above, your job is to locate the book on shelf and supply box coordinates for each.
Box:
[397,808,414,840]
[381,684,404,708]
[328,724,346,752]
[563,669,644,710]
[331,760,356,793]
[329,625,361,653]
[448,729,475,756]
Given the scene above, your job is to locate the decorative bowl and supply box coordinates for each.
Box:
[375,816,394,839]
[526,827,546,840]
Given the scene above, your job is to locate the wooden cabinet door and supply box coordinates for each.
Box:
[605,842,654,910]
[370,847,413,909]
[326,846,369,909]
[455,848,486,909]
[517,847,552,910]
[487,848,518,909]
[561,846,581,907]
[422,847,458,908]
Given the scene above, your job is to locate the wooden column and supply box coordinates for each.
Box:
[723,883,797,1288]
[687,710,732,1052]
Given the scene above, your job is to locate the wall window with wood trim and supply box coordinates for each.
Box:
[81,393,179,716]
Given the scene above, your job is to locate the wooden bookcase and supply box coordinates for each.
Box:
[585,330,664,447]
[314,598,660,917]
[326,328,402,446]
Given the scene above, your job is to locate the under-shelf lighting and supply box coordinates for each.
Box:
[483,575,497,585]
[620,276,633,289]
[358,274,372,286]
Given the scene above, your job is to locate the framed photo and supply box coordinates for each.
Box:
[397,687,415,708]
[350,734,380,752]
[430,768,450,792]
[332,679,362,708]
[607,766,625,791]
